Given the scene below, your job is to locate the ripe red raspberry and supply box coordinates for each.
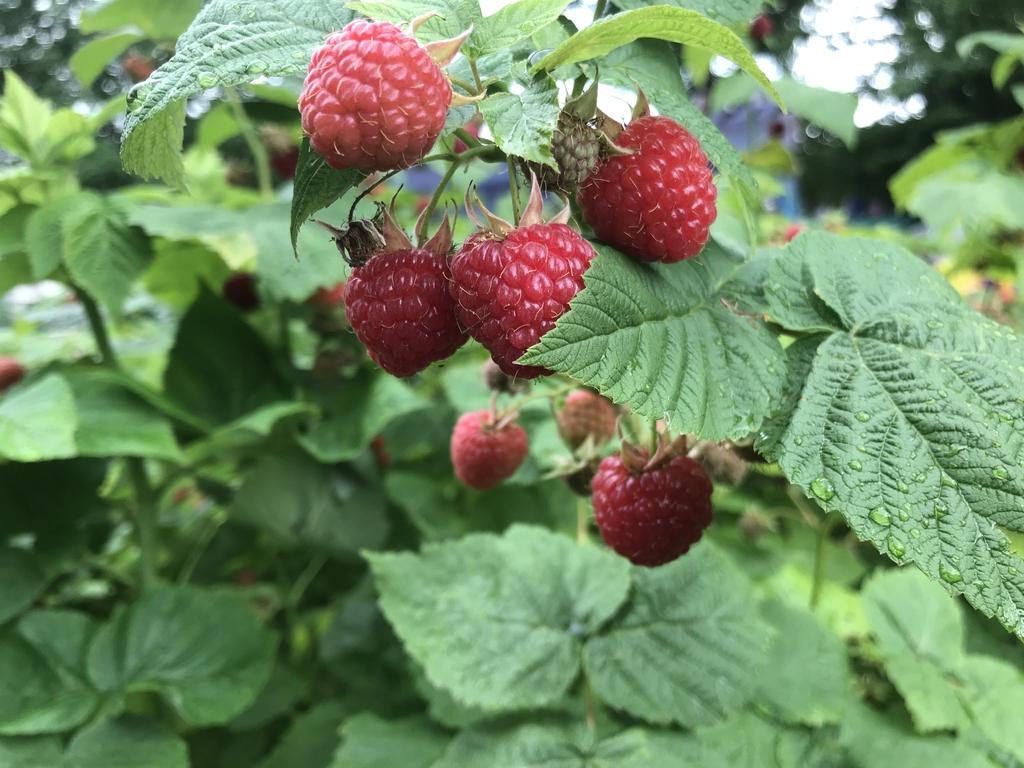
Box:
[0,357,25,393]
[450,410,528,490]
[592,453,713,567]
[450,183,596,380]
[558,390,617,450]
[578,116,716,263]
[299,20,451,171]
[222,272,260,312]
[344,215,466,378]
[307,282,346,310]
[749,14,774,43]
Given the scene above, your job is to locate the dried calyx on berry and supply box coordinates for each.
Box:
[342,205,468,377]
[449,173,596,379]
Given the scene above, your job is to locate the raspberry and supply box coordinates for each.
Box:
[345,248,466,377]
[578,116,716,263]
[450,225,595,378]
[222,272,260,312]
[307,282,346,310]
[784,223,803,243]
[450,410,528,490]
[299,20,451,171]
[558,390,617,450]
[591,453,713,567]
[527,114,604,193]
[0,357,25,393]
[749,14,774,43]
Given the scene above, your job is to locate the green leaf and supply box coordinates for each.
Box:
[531,6,781,107]
[290,138,362,254]
[435,721,652,768]
[760,233,1024,640]
[345,0,482,44]
[330,713,448,768]
[755,601,848,726]
[16,611,99,727]
[231,450,390,555]
[957,656,1024,762]
[256,701,348,768]
[229,664,307,731]
[368,525,631,710]
[0,374,78,462]
[163,287,290,425]
[0,73,53,163]
[69,32,145,88]
[862,569,967,732]
[87,587,276,726]
[522,243,785,441]
[186,401,315,464]
[0,736,63,768]
[81,0,202,39]
[840,703,991,768]
[584,542,768,727]
[298,370,429,463]
[120,0,352,184]
[141,239,230,310]
[65,370,182,461]
[479,75,560,168]
[61,195,152,316]
[471,0,571,57]
[0,551,52,625]
[610,0,763,26]
[65,717,188,768]
[23,193,97,280]
[774,77,858,148]
[599,41,758,203]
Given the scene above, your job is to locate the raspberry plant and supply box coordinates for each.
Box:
[0,1,1023,766]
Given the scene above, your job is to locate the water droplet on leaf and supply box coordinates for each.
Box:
[810,478,835,502]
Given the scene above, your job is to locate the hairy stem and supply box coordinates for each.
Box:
[576,496,591,544]
[225,88,274,200]
[507,158,522,223]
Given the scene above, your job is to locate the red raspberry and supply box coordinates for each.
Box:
[0,357,25,393]
[344,249,466,377]
[299,20,451,171]
[783,223,803,243]
[578,116,716,263]
[749,14,774,43]
[307,281,346,310]
[222,272,260,312]
[450,225,595,378]
[591,453,713,567]
[558,390,617,450]
[450,410,529,490]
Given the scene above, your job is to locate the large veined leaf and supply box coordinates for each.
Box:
[256,702,348,768]
[522,243,785,441]
[774,77,858,148]
[531,6,781,107]
[479,74,560,168]
[434,720,652,768]
[584,542,768,727]
[86,588,276,726]
[0,375,78,462]
[598,41,758,204]
[289,138,362,253]
[64,717,189,768]
[609,0,762,26]
[758,232,1024,640]
[368,525,631,710]
[471,0,571,57]
[120,0,353,184]
[330,714,448,768]
[345,0,481,44]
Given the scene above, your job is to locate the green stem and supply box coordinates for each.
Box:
[507,158,522,224]
[576,497,590,544]
[449,76,478,94]
[469,57,483,92]
[79,288,161,592]
[418,161,460,239]
[287,555,328,608]
[503,383,574,413]
[453,126,482,149]
[593,0,607,21]
[225,88,273,200]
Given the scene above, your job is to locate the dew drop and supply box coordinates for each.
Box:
[869,508,891,526]
[898,509,910,522]
[910,528,921,539]
[848,460,863,471]
[992,466,1009,481]
[933,503,948,519]
[198,72,218,88]
[896,481,910,493]
[793,436,804,446]
[887,535,906,559]
[855,411,870,422]
[940,474,957,489]
[810,477,835,502]
[939,562,963,584]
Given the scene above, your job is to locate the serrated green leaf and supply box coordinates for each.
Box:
[532,6,781,107]
[599,40,758,204]
[346,0,481,43]
[23,193,97,280]
[862,569,967,732]
[755,601,849,726]
[774,77,858,149]
[522,243,785,441]
[290,138,362,253]
[69,32,145,88]
[0,552,52,626]
[479,75,560,168]
[472,0,571,57]
[957,655,1024,762]
[81,0,202,39]
[120,0,352,184]
[583,542,768,727]
[86,587,276,726]
[610,0,762,26]
[0,374,78,462]
[368,525,631,710]
[256,701,348,768]
[65,717,188,768]
[61,196,152,316]
[141,239,230,310]
[231,449,390,555]
[760,232,1024,640]
[435,720,651,768]
[330,713,448,768]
